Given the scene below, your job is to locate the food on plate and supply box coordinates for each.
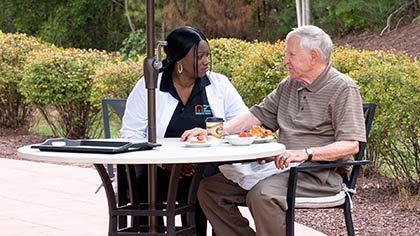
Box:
[250,125,273,138]
[238,131,254,138]
[189,135,207,144]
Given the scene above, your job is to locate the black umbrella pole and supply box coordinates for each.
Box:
[144,0,157,144]
[144,0,157,233]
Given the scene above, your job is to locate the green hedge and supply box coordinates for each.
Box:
[209,38,253,79]
[2,33,419,192]
[209,39,287,107]
[20,46,121,139]
[231,41,287,107]
[0,32,47,128]
[92,59,142,100]
[347,51,420,192]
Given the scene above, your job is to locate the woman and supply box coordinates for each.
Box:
[121,26,247,235]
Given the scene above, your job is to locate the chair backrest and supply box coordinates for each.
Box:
[102,99,127,178]
[346,103,376,189]
[102,99,127,139]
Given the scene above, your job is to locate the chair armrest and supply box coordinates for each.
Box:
[293,159,370,171]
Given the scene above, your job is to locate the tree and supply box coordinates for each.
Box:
[0,0,130,51]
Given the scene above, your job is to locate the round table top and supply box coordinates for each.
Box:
[17,138,285,164]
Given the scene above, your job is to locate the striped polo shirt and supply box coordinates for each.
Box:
[250,64,366,153]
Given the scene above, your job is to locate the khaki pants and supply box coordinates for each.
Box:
[197,169,342,236]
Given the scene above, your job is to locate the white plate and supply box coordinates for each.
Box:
[184,142,211,148]
[225,135,255,146]
[253,136,275,144]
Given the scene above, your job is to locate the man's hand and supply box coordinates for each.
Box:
[257,157,275,164]
[180,128,207,142]
[274,149,307,169]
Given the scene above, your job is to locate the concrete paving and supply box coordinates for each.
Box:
[0,158,326,236]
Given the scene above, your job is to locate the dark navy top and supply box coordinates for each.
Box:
[160,70,214,137]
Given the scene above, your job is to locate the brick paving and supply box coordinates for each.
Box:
[0,158,325,236]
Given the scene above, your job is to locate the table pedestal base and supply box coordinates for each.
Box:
[94,163,206,236]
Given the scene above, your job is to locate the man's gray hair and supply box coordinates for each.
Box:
[286,25,333,64]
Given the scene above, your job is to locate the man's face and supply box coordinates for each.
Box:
[283,36,313,82]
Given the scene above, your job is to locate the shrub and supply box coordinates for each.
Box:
[0,32,47,129]
[92,59,142,100]
[20,46,120,139]
[346,51,420,193]
[209,38,253,79]
[89,59,142,138]
[210,39,287,107]
[331,46,420,193]
[231,40,288,107]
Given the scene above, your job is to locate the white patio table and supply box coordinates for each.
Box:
[18,138,285,236]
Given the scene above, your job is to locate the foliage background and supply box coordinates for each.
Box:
[1,0,417,53]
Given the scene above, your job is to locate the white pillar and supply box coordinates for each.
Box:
[296,0,302,26]
[296,0,310,26]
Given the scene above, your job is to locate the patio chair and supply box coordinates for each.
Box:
[100,99,132,227]
[285,102,376,236]
[102,98,127,178]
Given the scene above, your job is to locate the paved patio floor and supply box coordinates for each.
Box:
[0,158,326,236]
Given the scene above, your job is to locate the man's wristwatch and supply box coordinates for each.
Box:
[305,148,313,162]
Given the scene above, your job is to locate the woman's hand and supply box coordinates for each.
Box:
[180,128,207,142]
[274,149,307,169]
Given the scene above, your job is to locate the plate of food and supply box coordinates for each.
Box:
[225,132,256,146]
[250,125,275,143]
[184,135,211,148]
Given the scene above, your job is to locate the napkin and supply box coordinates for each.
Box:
[219,161,301,190]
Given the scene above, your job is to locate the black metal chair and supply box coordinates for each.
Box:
[102,98,127,178]
[285,103,376,236]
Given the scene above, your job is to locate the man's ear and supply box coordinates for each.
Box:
[310,49,319,61]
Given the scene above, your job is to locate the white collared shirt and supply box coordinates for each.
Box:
[121,71,248,139]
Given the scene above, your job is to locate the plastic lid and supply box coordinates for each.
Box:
[205,117,224,122]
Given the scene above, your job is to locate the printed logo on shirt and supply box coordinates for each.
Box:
[195,104,212,116]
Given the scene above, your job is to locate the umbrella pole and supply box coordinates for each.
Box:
[144,0,157,233]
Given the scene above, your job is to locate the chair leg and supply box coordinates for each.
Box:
[343,199,355,236]
[286,167,298,236]
[286,207,295,236]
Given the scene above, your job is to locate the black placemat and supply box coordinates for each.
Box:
[31,138,161,154]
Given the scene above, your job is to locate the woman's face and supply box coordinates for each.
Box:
[179,40,210,78]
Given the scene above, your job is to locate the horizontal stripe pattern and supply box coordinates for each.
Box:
[250,64,366,150]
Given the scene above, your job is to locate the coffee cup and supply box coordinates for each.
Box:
[205,117,224,144]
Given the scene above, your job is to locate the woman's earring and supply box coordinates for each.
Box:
[177,63,183,74]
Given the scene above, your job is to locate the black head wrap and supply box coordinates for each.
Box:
[162,26,208,70]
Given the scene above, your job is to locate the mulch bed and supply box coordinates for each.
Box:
[0,128,92,168]
[296,175,420,236]
[334,21,420,60]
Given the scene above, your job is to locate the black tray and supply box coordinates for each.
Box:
[31,138,161,154]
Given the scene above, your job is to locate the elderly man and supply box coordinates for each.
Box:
[181,25,366,236]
